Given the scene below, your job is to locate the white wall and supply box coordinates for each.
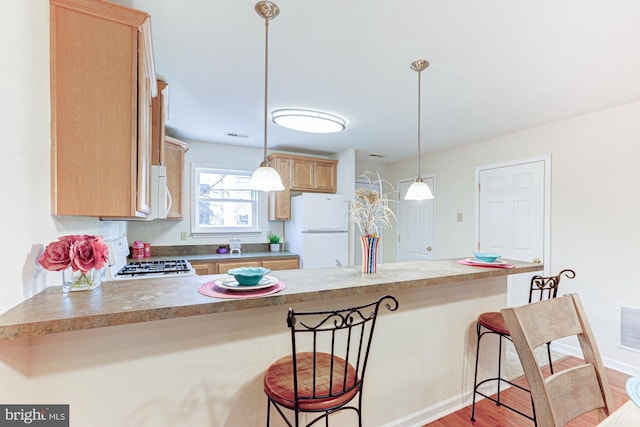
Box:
[333,148,357,264]
[388,101,640,373]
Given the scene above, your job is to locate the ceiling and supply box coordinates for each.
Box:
[129,0,640,164]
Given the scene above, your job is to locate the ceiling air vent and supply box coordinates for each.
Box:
[225,132,249,138]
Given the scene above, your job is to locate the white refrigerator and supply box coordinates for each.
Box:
[284,193,349,269]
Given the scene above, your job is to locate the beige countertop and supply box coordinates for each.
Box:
[0,258,542,341]
[180,251,299,262]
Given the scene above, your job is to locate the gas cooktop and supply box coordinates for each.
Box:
[116,259,193,277]
[104,237,196,281]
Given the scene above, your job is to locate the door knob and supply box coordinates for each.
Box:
[532,258,541,264]
[426,246,432,252]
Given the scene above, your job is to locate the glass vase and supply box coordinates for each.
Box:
[360,236,380,274]
[62,267,104,292]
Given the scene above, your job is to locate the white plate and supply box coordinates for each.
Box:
[464,258,506,266]
[215,275,278,291]
[626,376,640,408]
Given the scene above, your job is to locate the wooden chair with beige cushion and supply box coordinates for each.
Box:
[501,293,614,427]
[263,295,399,427]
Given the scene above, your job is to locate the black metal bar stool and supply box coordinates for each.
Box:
[470,269,576,424]
[263,295,399,427]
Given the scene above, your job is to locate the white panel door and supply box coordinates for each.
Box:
[478,159,547,306]
[397,177,435,261]
[479,161,544,260]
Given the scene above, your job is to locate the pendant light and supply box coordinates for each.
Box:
[404,59,434,201]
[248,1,285,192]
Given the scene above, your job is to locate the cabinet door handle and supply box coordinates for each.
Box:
[426,246,432,252]
[532,258,542,264]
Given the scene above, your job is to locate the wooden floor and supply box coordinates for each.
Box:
[425,356,631,427]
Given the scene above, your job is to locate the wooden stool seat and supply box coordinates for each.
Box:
[477,311,509,335]
[264,352,359,411]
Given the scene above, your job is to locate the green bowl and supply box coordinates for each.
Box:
[227,267,271,286]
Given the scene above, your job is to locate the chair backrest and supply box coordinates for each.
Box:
[501,294,613,427]
[287,295,399,404]
[528,269,575,303]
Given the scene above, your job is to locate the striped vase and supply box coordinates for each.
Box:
[360,235,380,274]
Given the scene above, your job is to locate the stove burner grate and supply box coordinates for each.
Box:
[117,259,192,276]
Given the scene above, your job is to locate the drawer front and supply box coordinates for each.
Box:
[216,261,261,274]
[262,258,299,271]
[191,261,215,276]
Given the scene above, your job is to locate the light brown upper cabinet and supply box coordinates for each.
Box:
[164,136,189,219]
[50,0,157,217]
[268,155,292,221]
[267,154,338,220]
[290,157,337,192]
[151,80,169,166]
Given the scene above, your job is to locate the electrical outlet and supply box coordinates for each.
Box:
[457,213,463,222]
[180,231,188,240]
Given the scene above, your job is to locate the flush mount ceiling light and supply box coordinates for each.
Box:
[272,109,346,133]
[404,59,434,201]
[248,1,285,192]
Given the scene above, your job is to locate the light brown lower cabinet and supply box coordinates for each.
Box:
[191,257,299,276]
[216,261,261,274]
[191,261,215,276]
[262,258,300,271]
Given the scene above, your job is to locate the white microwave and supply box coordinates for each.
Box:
[149,165,172,220]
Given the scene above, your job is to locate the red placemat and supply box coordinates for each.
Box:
[457,259,515,269]
[198,280,286,299]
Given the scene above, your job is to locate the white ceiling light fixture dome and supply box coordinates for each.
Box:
[248,1,285,192]
[272,109,346,133]
[404,59,434,201]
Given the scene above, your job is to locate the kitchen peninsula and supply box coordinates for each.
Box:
[0,259,541,426]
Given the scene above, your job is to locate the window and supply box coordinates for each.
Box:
[192,166,260,234]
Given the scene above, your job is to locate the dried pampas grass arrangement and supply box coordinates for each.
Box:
[350,172,397,237]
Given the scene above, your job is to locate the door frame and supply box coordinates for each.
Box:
[474,155,551,275]
[396,173,437,261]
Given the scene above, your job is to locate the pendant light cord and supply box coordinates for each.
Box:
[416,68,422,179]
[263,17,270,162]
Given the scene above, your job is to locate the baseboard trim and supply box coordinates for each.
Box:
[552,342,640,376]
[379,382,509,427]
[379,393,467,427]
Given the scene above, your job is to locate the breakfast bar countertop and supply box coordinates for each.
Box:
[0,259,542,341]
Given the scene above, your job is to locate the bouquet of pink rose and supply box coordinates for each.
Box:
[38,235,109,273]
